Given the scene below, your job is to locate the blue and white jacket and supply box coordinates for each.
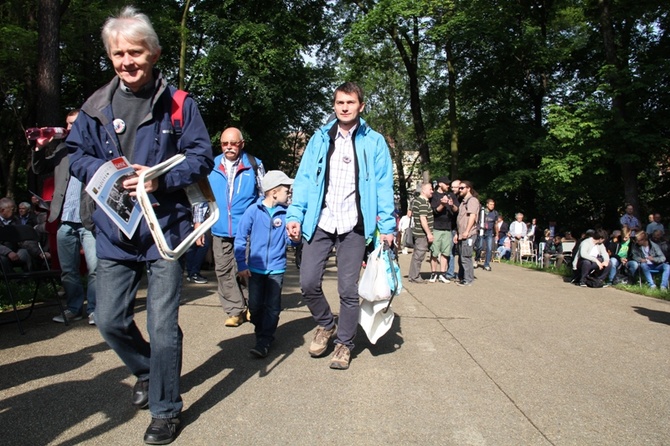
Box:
[208,152,264,238]
[234,199,294,273]
[286,118,395,242]
[67,71,214,261]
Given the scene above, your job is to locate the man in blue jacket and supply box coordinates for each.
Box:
[66,7,213,444]
[204,127,264,327]
[286,82,396,370]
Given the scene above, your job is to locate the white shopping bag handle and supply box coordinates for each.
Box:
[136,154,219,261]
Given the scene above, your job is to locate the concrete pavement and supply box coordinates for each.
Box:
[2,252,670,445]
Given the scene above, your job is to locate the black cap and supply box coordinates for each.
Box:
[435,176,450,186]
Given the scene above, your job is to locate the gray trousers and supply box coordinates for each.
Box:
[212,236,246,316]
[459,236,476,284]
[300,227,366,350]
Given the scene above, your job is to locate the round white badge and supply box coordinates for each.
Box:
[113,118,126,134]
[273,217,283,228]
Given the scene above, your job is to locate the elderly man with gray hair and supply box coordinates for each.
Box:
[67,6,213,444]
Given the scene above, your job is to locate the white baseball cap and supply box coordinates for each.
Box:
[261,170,294,193]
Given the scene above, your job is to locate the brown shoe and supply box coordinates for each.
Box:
[225,313,245,327]
[308,325,336,357]
[329,343,351,370]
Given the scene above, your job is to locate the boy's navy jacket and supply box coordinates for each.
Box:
[234,198,295,273]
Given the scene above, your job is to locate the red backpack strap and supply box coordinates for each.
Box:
[171,89,188,137]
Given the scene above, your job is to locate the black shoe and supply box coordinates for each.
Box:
[144,417,180,445]
[250,344,269,358]
[186,273,208,284]
[132,379,149,409]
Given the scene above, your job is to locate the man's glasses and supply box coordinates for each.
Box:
[221,141,243,147]
[458,186,466,190]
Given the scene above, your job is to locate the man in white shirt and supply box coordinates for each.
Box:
[508,212,527,261]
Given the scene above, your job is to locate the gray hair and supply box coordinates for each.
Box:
[101,5,161,57]
[0,197,16,211]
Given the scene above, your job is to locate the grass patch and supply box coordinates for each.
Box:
[499,259,670,301]
[0,280,59,312]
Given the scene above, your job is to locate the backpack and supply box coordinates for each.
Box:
[583,275,604,288]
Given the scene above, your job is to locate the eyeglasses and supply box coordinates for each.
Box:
[221,141,243,147]
[458,186,466,190]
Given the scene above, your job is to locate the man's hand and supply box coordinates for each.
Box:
[35,135,54,149]
[286,221,301,242]
[193,222,205,247]
[380,233,395,246]
[123,165,159,196]
[237,269,251,281]
[7,252,19,263]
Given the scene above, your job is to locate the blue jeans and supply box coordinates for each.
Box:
[483,232,495,268]
[57,222,97,315]
[446,242,459,278]
[248,272,284,347]
[95,258,183,419]
[640,262,670,288]
[608,257,620,282]
[300,227,366,350]
[185,233,211,276]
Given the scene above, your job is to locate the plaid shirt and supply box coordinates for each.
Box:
[317,125,358,235]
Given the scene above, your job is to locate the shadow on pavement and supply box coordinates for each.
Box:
[632,306,670,326]
[180,316,314,426]
[0,366,134,446]
[0,341,110,392]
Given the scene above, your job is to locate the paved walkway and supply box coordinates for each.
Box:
[2,252,670,445]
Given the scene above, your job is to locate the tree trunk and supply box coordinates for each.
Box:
[36,0,61,126]
[598,0,640,214]
[389,19,430,180]
[179,0,192,90]
[446,40,458,180]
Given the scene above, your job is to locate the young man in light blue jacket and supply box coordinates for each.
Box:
[286,82,396,370]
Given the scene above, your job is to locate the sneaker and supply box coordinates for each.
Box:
[661,287,668,292]
[579,282,587,287]
[186,273,208,284]
[329,343,351,370]
[225,313,246,327]
[250,344,269,358]
[309,325,336,357]
[143,417,180,445]
[408,277,425,283]
[88,313,96,326]
[52,310,83,324]
[438,274,450,283]
[457,281,472,287]
[483,266,491,271]
[650,285,657,290]
[428,273,438,283]
[132,379,149,408]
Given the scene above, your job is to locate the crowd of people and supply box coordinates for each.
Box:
[2,6,668,445]
[399,185,668,292]
[3,7,396,444]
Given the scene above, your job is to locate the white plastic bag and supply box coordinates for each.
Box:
[359,299,394,344]
[358,245,392,302]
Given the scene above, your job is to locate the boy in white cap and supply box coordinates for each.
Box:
[234,170,296,357]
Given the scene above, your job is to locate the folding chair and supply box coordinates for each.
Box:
[518,240,537,263]
[561,240,576,267]
[0,225,67,334]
